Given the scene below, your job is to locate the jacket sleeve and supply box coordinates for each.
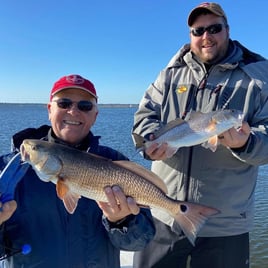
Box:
[132,45,188,145]
[102,208,155,251]
[0,153,16,258]
[132,73,167,141]
[231,61,268,166]
[131,69,174,162]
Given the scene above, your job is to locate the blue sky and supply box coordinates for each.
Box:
[1,0,267,104]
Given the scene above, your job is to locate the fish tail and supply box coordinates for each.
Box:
[132,133,146,151]
[173,202,220,246]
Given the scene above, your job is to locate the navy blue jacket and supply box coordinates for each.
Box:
[0,125,155,268]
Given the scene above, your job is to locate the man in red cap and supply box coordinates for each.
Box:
[132,2,268,268]
[48,74,99,145]
[0,74,155,267]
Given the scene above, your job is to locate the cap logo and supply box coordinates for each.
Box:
[199,2,210,7]
[66,75,84,85]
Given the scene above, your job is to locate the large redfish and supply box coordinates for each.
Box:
[133,109,244,157]
[20,139,219,245]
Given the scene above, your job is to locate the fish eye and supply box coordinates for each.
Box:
[31,145,38,150]
[180,204,188,213]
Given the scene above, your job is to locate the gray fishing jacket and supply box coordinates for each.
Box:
[132,40,268,237]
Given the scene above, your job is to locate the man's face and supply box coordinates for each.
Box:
[190,13,229,64]
[47,88,98,145]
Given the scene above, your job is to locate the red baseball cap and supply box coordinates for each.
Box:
[50,74,98,101]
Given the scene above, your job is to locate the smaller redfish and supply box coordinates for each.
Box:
[133,109,244,157]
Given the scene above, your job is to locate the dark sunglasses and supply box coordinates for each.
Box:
[190,23,226,37]
[53,98,94,112]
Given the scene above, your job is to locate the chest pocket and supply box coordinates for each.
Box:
[177,81,227,116]
[185,73,240,114]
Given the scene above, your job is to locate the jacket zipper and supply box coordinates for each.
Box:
[182,71,208,201]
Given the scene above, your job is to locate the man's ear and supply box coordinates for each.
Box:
[47,103,52,120]
[93,111,99,124]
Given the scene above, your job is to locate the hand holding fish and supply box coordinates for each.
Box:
[97,185,140,223]
[144,134,170,160]
[218,122,251,149]
[0,200,17,225]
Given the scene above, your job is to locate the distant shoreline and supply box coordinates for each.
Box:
[0,103,139,108]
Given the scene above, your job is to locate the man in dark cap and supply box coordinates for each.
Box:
[132,2,268,268]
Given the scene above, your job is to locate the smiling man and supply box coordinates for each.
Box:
[48,75,99,145]
[189,3,230,65]
[132,2,268,268]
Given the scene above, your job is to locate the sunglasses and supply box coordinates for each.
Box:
[53,98,94,112]
[190,23,226,37]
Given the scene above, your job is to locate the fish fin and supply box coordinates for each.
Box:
[56,180,81,214]
[62,192,81,214]
[56,179,69,199]
[205,118,217,133]
[113,161,168,194]
[201,135,218,152]
[173,202,220,246]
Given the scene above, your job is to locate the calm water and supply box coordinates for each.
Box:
[0,103,267,267]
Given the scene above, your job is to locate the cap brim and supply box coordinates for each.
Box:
[51,86,98,99]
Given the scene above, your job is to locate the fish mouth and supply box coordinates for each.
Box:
[20,144,29,162]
